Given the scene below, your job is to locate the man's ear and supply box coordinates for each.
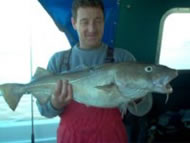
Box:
[71,17,77,30]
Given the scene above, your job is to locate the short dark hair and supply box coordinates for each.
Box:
[72,0,104,20]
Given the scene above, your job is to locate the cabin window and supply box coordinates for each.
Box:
[0,0,70,129]
[158,10,190,70]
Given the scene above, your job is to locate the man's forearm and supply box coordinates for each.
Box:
[36,99,63,118]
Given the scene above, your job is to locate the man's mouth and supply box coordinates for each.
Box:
[87,35,96,38]
[87,37,97,41]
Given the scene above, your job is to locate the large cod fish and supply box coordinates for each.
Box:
[0,62,178,116]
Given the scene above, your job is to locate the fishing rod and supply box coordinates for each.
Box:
[31,94,35,143]
[30,33,35,143]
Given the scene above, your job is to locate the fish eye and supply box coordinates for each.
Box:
[144,66,153,72]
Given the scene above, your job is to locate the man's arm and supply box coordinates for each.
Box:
[37,52,72,118]
[37,79,73,118]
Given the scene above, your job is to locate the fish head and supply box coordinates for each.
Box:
[150,64,178,94]
[114,63,178,100]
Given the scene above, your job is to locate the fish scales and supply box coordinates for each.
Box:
[0,62,178,116]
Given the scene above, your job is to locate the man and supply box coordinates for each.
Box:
[37,0,152,142]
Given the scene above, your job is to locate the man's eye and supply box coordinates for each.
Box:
[80,21,88,25]
[95,20,101,23]
[95,19,103,24]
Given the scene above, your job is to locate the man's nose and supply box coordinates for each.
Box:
[88,23,96,32]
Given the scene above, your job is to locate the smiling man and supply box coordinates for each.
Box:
[37,0,152,143]
[72,5,104,49]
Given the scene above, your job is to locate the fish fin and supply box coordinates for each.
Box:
[131,101,138,112]
[165,93,169,104]
[95,82,115,92]
[0,84,25,111]
[127,93,153,116]
[119,103,128,118]
[33,67,52,80]
[33,92,51,105]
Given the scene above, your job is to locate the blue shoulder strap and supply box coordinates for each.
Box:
[105,46,115,63]
[58,50,71,72]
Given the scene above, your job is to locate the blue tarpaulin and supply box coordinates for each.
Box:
[38,0,119,47]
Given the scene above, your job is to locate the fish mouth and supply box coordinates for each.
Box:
[166,84,173,92]
[153,70,178,94]
[155,83,173,94]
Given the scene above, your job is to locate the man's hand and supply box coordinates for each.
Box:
[51,80,73,110]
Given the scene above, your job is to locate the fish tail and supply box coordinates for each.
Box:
[0,83,25,111]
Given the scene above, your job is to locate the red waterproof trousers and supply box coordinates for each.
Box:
[57,100,128,143]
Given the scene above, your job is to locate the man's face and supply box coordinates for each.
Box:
[72,7,104,49]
